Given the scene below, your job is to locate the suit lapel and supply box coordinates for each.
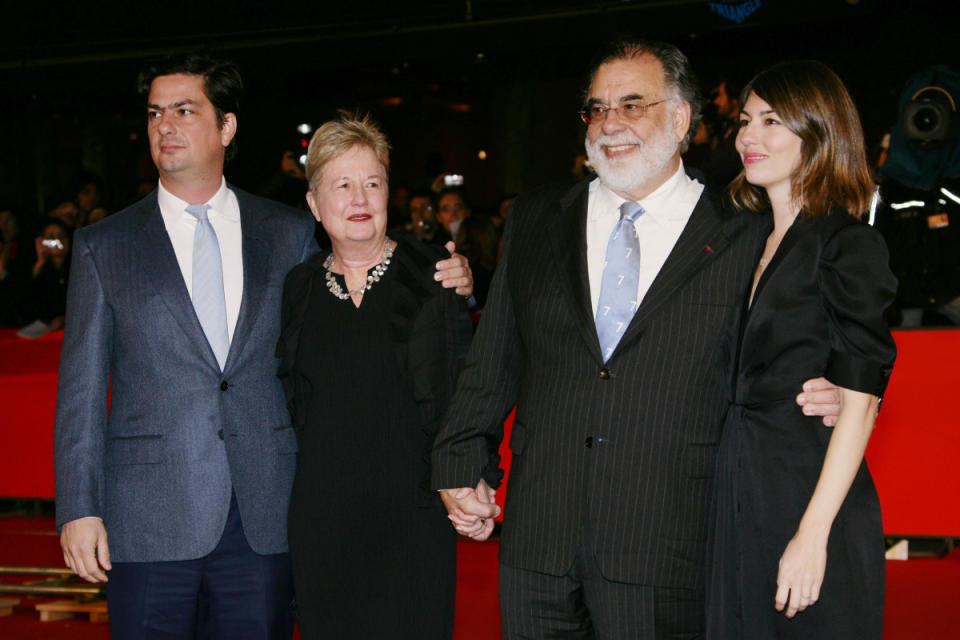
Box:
[614,193,739,356]
[137,196,221,371]
[550,181,604,363]
[225,191,270,372]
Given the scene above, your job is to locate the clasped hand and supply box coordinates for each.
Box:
[439,478,500,541]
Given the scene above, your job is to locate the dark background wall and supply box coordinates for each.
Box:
[1,0,956,220]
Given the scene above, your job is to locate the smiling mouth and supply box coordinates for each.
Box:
[742,153,767,164]
[604,144,638,156]
[347,214,372,221]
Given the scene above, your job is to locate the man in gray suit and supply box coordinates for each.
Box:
[55,54,472,638]
[433,38,839,638]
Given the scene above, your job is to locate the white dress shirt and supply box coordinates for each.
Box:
[587,163,704,316]
[157,178,244,341]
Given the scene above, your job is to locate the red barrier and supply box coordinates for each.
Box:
[0,329,61,498]
[866,329,960,536]
[2,328,958,536]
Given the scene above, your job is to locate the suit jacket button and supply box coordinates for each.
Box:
[217,429,224,440]
[599,368,610,379]
[585,436,593,448]
[220,381,229,391]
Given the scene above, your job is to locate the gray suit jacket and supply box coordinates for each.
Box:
[433,177,764,590]
[54,188,317,562]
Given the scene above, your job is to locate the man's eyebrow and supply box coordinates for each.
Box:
[147,100,198,110]
[584,93,649,107]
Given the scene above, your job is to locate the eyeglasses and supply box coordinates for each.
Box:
[579,99,669,125]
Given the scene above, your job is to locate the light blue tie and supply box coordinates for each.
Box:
[184,204,229,370]
[595,201,644,363]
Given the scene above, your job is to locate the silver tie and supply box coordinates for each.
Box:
[184,204,229,370]
[595,201,644,363]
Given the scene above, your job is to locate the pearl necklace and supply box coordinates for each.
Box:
[324,241,394,300]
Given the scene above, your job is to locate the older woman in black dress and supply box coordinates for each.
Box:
[707,61,897,638]
[276,113,473,639]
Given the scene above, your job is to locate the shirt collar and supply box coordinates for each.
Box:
[590,161,702,221]
[157,177,237,223]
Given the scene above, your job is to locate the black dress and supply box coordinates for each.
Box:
[707,211,897,639]
[277,237,472,639]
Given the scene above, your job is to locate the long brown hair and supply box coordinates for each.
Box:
[729,60,874,219]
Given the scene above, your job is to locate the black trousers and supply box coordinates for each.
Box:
[106,493,294,640]
[499,544,704,640]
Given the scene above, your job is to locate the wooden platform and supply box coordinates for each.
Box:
[1,596,21,617]
[35,598,108,623]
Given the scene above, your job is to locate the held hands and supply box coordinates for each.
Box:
[796,377,842,426]
[775,527,828,618]
[61,517,112,583]
[439,478,500,541]
[436,241,474,298]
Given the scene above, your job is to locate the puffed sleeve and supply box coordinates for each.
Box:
[819,219,897,397]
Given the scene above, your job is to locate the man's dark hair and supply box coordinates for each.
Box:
[409,188,437,209]
[437,186,470,210]
[585,38,703,152]
[716,73,746,108]
[137,54,244,161]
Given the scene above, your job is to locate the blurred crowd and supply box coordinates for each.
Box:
[3,63,958,336]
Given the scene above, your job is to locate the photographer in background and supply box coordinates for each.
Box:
[875,65,960,326]
[18,219,72,336]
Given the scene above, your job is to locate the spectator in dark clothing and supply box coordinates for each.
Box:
[875,64,960,326]
[24,219,72,333]
[407,189,451,246]
[258,150,310,211]
[454,214,499,311]
[437,187,470,239]
[72,170,105,225]
[686,75,746,191]
[0,208,31,327]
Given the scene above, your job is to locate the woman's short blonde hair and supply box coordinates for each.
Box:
[729,60,874,219]
[304,111,391,193]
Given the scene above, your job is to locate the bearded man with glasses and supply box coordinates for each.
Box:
[433,38,843,639]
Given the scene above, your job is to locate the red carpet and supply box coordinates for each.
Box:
[1,517,957,638]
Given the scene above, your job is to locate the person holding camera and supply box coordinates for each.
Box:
[21,219,72,334]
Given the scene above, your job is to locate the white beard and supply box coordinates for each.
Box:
[585,129,679,196]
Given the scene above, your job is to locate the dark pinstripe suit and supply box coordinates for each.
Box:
[433,176,763,631]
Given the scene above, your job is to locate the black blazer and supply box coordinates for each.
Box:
[433,177,764,590]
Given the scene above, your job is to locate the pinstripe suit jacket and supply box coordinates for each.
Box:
[433,177,763,590]
[54,188,317,562]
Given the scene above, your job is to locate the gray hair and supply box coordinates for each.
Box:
[585,38,703,152]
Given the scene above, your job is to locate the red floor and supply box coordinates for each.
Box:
[2,516,957,639]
